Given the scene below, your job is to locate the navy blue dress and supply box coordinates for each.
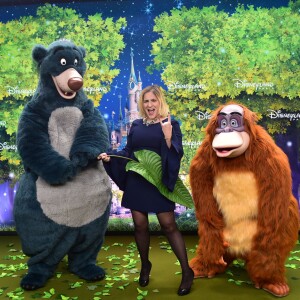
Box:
[104,118,183,213]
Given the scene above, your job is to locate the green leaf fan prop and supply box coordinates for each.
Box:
[124,150,194,208]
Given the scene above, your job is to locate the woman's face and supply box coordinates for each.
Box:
[143,91,160,120]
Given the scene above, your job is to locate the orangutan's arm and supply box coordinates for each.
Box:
[248,132,298,282]
[190,141,226,264]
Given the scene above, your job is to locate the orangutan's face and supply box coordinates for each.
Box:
[212,104,250,158]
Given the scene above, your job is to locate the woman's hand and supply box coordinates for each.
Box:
[97,153,110,162]
[159,112,172,141]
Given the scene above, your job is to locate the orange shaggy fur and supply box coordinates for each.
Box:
[189,103,299,292]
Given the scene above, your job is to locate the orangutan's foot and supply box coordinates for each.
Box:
[255,282,289,297]
[192,264,227,279]
[193,270,213,279]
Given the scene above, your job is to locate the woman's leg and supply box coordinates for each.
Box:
[157,211,194,295]
[131,210,152,286]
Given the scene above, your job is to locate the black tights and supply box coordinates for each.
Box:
[131,210,193,288]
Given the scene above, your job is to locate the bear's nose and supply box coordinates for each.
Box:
[68,77,83,91]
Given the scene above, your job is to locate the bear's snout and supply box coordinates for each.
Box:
[52,68,83,99]
[68,77,83,91]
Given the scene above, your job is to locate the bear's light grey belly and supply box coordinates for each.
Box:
[36,106,111,227]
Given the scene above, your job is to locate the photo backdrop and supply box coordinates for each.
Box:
[0,0,299,231]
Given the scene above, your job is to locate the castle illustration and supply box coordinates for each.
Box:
[109,48,142,151]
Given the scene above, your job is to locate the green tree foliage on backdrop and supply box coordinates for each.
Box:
[0,4,126,182]
[149,1,300,172]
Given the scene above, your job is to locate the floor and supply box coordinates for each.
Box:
[0,234,299,300]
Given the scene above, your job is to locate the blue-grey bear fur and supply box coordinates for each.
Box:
[14,40,112,290]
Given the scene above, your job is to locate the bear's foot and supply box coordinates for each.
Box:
[255,282,289,297]
[75,264,106,281]
[21,272,50,290]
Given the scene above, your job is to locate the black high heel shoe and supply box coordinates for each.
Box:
[139,261,152,287]
[177,268,194,296]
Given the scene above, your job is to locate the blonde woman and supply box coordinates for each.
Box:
[98,85,194,296]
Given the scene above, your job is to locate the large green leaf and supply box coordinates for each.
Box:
[125,150,194,208]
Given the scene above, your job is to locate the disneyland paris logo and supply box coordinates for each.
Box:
[268,109,300,121]
[233,79,274,90]
[167,81,206,91]
[83,86,107,94]
[7,86,35,96]
[0,142,17,152]
[183,140,202,148]
[7,86,107,96]
[195,111,211,121]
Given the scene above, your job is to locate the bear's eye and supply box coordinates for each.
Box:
[74,59,78,66]
[60,58,67,65]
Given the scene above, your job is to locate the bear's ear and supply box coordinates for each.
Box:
[78,46,86,58]
[32,45,48,64]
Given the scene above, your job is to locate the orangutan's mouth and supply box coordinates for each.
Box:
[215,147,237,153]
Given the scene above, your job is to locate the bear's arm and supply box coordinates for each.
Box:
[17,107,76,184]
[190,140,226,264]
[69,100,109,167]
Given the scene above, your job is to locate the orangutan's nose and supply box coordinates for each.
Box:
[223,127,233,133]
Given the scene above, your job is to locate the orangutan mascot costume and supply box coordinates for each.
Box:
[189,103,299,297]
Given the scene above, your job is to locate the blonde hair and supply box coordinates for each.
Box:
[138,85,169,119]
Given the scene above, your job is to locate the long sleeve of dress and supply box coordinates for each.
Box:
[161,120,183,192]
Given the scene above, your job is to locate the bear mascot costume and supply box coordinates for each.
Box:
[189,103,299,297]
[14,40,112,290]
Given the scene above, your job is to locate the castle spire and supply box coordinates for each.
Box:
[111,111,115,130]
[118,94,123,122]
[126,47,141,131]
[128,48,137,88]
